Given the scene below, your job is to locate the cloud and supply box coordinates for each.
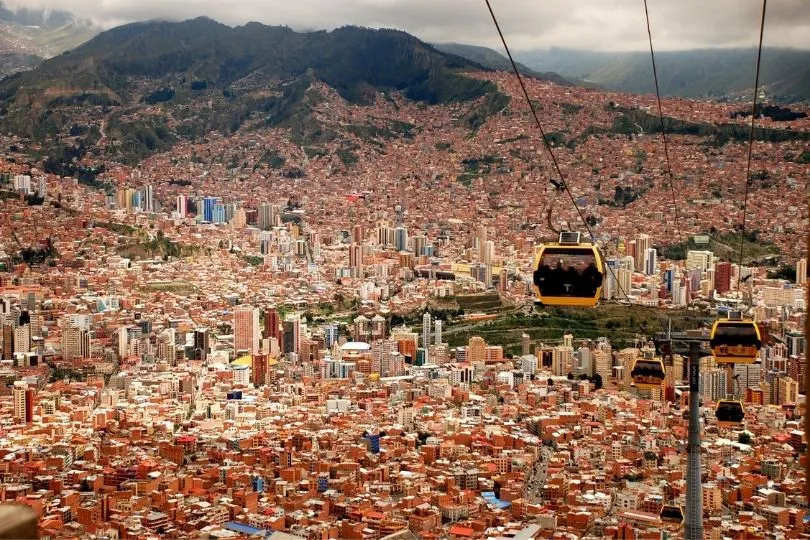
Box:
[4,0,809,51]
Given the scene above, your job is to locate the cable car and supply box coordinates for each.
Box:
[631,350,666,389]
[532,232,604,307]
[710,313,762,364]
[715,399,745,426]
[660,504,684,523]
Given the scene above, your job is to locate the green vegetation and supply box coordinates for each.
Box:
[336,146,359,166]
[243,255,264,266]
[440,304,699,357]
[139,281,196,294]
[458,154,506,186]
[258,149,286,169]
[458,91,511,131]
[96,221,136,235]
[599,185,645,208]
[12,238,59,266]
[767,265,796,281]
[612,107,810,143]
[117,229,208,260]
[662,231,779,264]
[144,87,175,104]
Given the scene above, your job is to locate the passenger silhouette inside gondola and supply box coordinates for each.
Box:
[534,263,551,294]
[582,262,603,296]
[551,261,565,296]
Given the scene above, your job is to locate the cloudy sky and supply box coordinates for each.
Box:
[6,0,809,51]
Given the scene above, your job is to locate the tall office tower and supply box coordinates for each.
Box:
[252,354,269,387]
[62,326,91,361]
[13,381,33,424]
[714,262,732,294]
[377,221,392,247]
[797,258,807,285]
[142,185,154,212]
[593,349,612,381]
[478,225,488,262]
[617,268,633,299]
[672,279,687,306]
[212,203,227,224]
[203,197,218,222]
[552,344,573,376]
[394,226,409,252]
[699,369,728,402]
[636,234,650,272]
[482,240,495,266]
[13,324,30,354]
[644,248,657,275]
[194,328,210,361]
[354,315,370,342]
[282,316,301,355]
[349,243,363,275]
[626,240,637,270]
[234,305,260,354]
[371,315,387,341]
[734,363,761,398]
[352,225,365,244]
[411,235,427,257]
[434,320,443,346]
[37,176,46,197]
[324,323,339,348]
[263,308,280,342]
[176,195,187,216]
[422,313,432,350]
[521,333,531,356]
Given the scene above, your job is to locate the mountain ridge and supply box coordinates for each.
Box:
[516,47,810,103]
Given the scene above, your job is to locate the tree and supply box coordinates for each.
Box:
[738,432,752,445]
[591,373,603,390]
[547,378,554,387]
[567,372,574,380]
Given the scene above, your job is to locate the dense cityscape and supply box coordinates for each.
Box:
[0,3,809,540]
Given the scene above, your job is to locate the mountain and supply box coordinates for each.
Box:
[0,18,507,163]
[0,1,99,78]
[432,42,570,86]
[517,47,810,103]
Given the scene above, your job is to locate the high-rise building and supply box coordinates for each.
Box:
[686,250,713,271]
[636,234,650,272]
[797,258,807,285]
[715,262,732,294]
[12,381,33,424]
[264,308,280,342]
[699,369,728,401]
[13,325,30,354]
[234,305,260,354]
[478,225,488,263]
[552,344,573,376]
[176,194,187,216]
[349,243,363,275]
[394,226,409,252]
[434,320,442,346]
[617,268,633,300]
[644,248,657,275]
[62,326,91,361]
[194,328,210,361]
[324,323,339,349]
[422,313,432,351]
[203,197,218,223]
[282,316,300,355]
[468,336,486,364]
[258,203,274,230]
[521,333,531,356]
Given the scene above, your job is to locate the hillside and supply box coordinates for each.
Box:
[0,1,99,78]
[517,47,810,103]
[432,42,570,86]
[0,18,505,161]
